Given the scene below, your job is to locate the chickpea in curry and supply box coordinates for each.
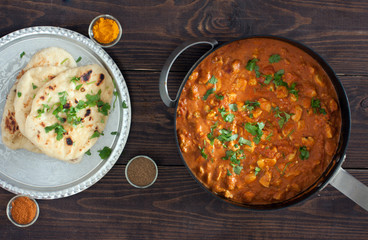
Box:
[176,38,341,205]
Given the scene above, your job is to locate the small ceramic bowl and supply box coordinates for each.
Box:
[88,14,122,48]
[6,195,39,227]
[125,155,158,189]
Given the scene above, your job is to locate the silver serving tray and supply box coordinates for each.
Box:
[0,26,131,199]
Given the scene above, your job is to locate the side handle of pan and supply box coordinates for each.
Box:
[329,164,368,211]
[159,39,218,107]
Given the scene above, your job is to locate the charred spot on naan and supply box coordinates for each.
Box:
[81,70,93,82]
[97,73,105,86]
[4,110,19,134]
[66,137,73,146]
[84,109,91,117]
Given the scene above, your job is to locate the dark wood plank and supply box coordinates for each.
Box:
[1,1,368,73]
[121,71,368,168]
[0,166,367,239]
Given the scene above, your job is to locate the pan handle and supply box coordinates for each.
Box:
[159,39,218,107]
[329,166,368,211]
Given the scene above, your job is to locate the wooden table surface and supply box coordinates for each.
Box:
[0,0,367,239]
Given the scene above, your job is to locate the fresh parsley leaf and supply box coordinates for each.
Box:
[20,51,25,58]
[208,75,218,85]
[299,146,310,160]
[98,146,112,160]
[32,83,38,89]
[203,88,216,100]
[269,54,281,63]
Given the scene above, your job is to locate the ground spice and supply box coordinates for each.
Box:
[11,196,37,225]
[127,157,157,187]
[92,17,120,44]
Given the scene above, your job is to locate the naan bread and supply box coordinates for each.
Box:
[1,84,41,152]
[24,64,114,162]
[14,66,68,134]
[1,47,76,153]
[23,47,77,72]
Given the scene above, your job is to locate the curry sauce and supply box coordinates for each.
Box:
[176,38,341,204]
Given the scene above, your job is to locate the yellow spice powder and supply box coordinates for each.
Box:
[92,17,120,44]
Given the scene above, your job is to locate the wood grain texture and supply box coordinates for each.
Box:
[0,166,367,240]
[0,0,368,73]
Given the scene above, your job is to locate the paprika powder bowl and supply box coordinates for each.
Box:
[88,14,122,48]
[6,195,39,227]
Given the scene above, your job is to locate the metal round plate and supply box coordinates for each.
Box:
[0,26,131,199]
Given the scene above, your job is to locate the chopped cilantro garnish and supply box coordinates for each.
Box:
[215,94,224,100]
[98,146,112,160]
[208,75,218,85]
[229,103,238,112]
[233,165,243,175]
[70,76,81,84]
[76,84,83,90]
[203,88,216,100]
[299,146,310,160]
[269,54,281,63]
[60,58,69,65]
[17,92,22,98]
[273,69,287,87]
[37,104,50,118]
[246,58,259,71]
[207,122,218,145]
[243,100,260,112]
[199,146,208,160]
[20,51,25,58]
[254,166,261,176]
[244,122,265,144]
[111,131,119,135]
[76,56,82,63]
[45,123,66,141]
[90,130,103,139]
[264,74,273,84]
[272,107,293,128]
[238,137,252,146]
[219,107,234,123]
[227,169,232,176]
[217,129,238,142]
[288,82,299,98]
[311,98,327,115]
[32,83,38,89]
[85,149,91,156]
[122,100,128,109]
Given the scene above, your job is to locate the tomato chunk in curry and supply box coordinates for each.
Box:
[176,38,341,205]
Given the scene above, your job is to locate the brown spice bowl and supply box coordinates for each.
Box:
[125,155,158,189]
[6,195,39,227]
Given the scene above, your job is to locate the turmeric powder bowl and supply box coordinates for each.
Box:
[6,195,39,227]
[88,14,122,48]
